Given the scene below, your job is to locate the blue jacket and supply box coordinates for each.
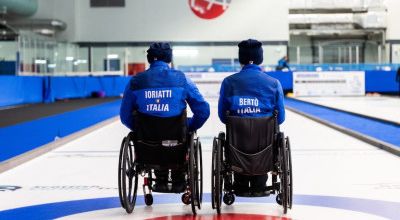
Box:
[218,64,285,124]
[278,58,290,70]
[120,61,210,132]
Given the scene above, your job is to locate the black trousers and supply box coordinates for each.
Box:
[234,173,268,191]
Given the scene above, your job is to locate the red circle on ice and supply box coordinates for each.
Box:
[188,0,230,19]
[147,213,291,220]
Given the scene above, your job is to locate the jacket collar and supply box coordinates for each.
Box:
[150,61,170,69]
[241,64,262,72]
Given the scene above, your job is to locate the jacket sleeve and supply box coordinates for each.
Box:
[120,83,136,130]
[275,80,285,124]
[218,79,229,124]
[185,78,210,131]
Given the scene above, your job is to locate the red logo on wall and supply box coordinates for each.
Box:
[189,0,231,19]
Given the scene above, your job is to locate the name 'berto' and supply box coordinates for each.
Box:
[237,97,261,114]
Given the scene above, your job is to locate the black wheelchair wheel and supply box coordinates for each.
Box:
[195,139,203,209]
[144,194,153,206]
[211,137,217,209]
[214,132,224,214]
[223,192,235,206]
[118,137,126,209]
[188,135,199,215]
[280,134,289,214]
[181,193,191,205]
[120,137,139,214]
[286,137,293,209]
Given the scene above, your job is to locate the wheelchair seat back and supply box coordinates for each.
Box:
[133,111,188,168]
[226,115,276,175]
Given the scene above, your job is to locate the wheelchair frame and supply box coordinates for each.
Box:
[211,116,293,214]
[118,130,203,215]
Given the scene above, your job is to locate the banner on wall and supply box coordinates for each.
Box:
[293,71,365,97]
[185,72,233,99]
[186,72,232,82]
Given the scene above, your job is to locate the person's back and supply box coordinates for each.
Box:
[219,65,285,124]
[218,39,285,197]
[127,62,187,118]
[120,42,210,192]
[120,43,210,132]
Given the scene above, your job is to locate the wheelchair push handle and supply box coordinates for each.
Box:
[273,110,280,133]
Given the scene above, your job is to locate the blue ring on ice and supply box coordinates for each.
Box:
[0,194,399,219]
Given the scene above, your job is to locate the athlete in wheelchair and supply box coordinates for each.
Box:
[211,39,293,214]
[118,42,210,214]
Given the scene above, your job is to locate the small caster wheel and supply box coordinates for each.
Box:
[276,193,282,205]
[223,193,235,205]
[145,194,153,206]
[181,193,191,205]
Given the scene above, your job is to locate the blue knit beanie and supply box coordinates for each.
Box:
[238,39,263,65]
[147,42,172,64]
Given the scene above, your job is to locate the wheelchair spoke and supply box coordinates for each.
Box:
[128,176,133,201]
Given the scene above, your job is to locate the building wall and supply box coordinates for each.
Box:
[385,0,400,41]
[32,0,77,41]
[73,0,289,43]
[386,0,400,63]
[29,0,290,70]
[32,0,54,18]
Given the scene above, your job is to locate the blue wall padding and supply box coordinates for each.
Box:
[285,98,400,148]
[0,100,121,162]
[267,71,293,90]
[0,76,44,107]
[0,76,130,107]
[365,71,399,92]
[44,76,129,102]
[1,71,399,108]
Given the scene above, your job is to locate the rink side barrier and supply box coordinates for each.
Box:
[0,76,130,108]
[0,70,398,108]
[187,70,399,93]
[43,76,129,103]
[0,76,44,107]
[289,98,400,127]
[364,70,399,93]
[0,100,122,166]
[285,98,400,156]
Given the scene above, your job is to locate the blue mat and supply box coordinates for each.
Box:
[285,98,400,148]
[0,100,121,162]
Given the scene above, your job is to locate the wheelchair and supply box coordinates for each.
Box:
[211,113,293,214]
[118,111,203,215]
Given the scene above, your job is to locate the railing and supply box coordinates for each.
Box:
[177,64,400,72]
